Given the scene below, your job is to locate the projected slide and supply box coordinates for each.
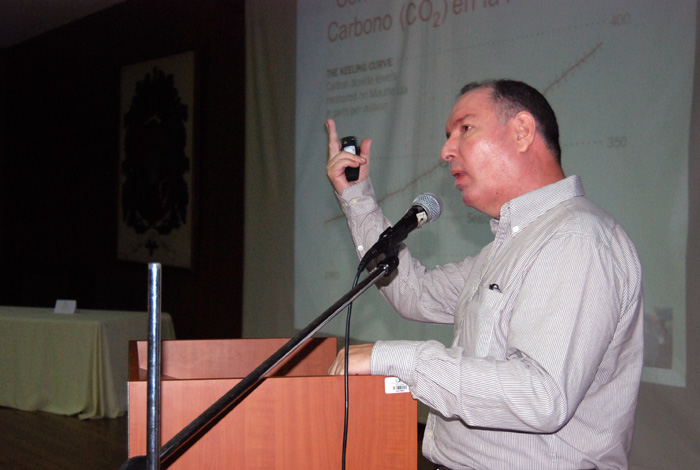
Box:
[295,0,696,387]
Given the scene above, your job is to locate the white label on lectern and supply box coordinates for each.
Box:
[54,299,77,314]
[385,377,409,394]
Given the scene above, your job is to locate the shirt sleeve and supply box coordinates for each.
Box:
[337,178,474,324]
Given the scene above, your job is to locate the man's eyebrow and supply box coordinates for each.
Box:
[458,113,477,121]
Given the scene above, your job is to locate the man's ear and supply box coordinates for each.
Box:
[510,111,537,152]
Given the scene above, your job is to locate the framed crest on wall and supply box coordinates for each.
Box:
[117,51,196,269]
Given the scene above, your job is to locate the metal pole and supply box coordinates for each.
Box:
[147,263,163,470]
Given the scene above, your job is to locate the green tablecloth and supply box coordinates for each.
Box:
[0,306,175,419]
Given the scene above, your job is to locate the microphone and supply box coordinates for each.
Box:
[358,193,442,271]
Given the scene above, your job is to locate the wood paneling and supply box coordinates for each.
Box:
[0,406,435,470]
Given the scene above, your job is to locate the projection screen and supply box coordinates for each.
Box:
[294,0,695,388]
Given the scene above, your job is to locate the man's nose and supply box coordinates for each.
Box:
[440,138,456,162]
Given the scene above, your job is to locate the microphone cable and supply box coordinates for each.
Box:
[341,263,363,470]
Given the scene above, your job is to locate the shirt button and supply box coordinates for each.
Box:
[512,225,521,234]
[357,245,364,252]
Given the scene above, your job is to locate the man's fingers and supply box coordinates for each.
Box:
[327,344,374,376]
[328,348,346,375]
[326,119,341,158]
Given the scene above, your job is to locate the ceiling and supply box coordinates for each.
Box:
[0,0,127,49]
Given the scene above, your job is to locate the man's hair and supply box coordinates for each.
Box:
[460,79,561,164]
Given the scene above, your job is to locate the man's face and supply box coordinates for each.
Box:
[441,88,517,218]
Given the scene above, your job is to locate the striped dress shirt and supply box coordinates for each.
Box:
[336,175,644,470]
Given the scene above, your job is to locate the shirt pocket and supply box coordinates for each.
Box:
[454,287,505,357]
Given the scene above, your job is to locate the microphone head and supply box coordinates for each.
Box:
[413,193,442,223]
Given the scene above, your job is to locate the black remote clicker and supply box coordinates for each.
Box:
[341,136,360,182]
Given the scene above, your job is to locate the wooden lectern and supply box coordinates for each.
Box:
[128,338,417,469]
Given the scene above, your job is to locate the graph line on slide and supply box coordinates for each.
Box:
[381,161,447,201]
[324,160,447,224]
[543,42,602,95]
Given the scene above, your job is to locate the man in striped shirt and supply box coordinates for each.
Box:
[326,79,644,469]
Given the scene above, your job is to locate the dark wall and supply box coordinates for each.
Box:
[0,0,245,339]
[0,48,6,194]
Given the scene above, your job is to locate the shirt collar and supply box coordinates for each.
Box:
[490,175,585,236]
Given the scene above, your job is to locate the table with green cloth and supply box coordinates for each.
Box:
[0,306,175,419]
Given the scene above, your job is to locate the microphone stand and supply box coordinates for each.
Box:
[121,255,399,469]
